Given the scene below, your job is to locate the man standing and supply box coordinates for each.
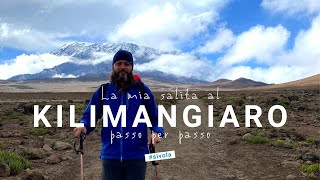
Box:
[73,50,164,180]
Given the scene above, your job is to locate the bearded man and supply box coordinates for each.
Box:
[73,49,164,180]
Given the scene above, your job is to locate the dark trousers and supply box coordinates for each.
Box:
[102,159,146,180]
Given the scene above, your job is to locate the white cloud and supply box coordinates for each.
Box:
[107,2,218,50]
[0,54,71,79]
[116,14,320,84]
[135,53,217,81]
[0,22,71,52]
[219,66,309,84]
[261,0,320,16]
[74,52,114,65]
[276,15,320,67]
[216,15,320,84]
[0,0,229,52]
[196,28,235,54]
[219,25,290,66]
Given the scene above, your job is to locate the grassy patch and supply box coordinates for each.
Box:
[27,128,49,136]
[94,120,103,135]
[4,112,22,120]
[272,139,299,149]
[75,103,87,112]
[73,102,88,114]
[0,151,31,175]
[306,137,317,143]
[301,164,320,180]
[244,135,269,144]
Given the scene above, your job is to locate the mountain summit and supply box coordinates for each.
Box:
[9,42,204,84]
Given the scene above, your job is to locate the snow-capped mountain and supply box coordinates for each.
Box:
[9,42,206,84]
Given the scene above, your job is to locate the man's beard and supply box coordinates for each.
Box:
[110,70,135,89]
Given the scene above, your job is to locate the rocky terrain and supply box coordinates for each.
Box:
[0,84,319,179]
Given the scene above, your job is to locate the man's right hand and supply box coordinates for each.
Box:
[73,127,87,138]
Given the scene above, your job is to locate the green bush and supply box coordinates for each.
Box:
[5,112,22,120]
[27,128,49,136]
[301,164,320,180]
[74,102,87,114]
[306,137,316,143]
[244,135,269,144]
[272,140,299,149]
[0,151,31,175]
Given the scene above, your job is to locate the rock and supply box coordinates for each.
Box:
[228,138,240,145]
[21,171,45,180]
[288,95,299,101]
[257,132,267,137]
[53,141,72,151]
[236,127,251,136]
[302,152,320,162]
[22,147,46,160]
[0,163,10,177]
[305,161,312,165]
[12,140,22,145]
[46,154,62,164]
[16,103,34,115]
[42,138,55,148]
[58,132,69,139]
[225,175,237,179]
[68,100,74,103]
[315,139,320,148]
[242,133,252,140]
[14,133,23,137]
[42,144,53,152]
[269,132,278,138]
[289,132,305,141]
[0,132,13,138]
[246,96,253,100]
[285,175,296,179]
[281,161,300,169]
[297,105,305,111]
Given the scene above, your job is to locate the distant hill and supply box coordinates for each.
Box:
[195,77,269,89]
[254,74,320,90]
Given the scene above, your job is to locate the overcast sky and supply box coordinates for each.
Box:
[0,0,319,83]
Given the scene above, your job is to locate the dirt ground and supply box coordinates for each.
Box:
[0,87,319,180]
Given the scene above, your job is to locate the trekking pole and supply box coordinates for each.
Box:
[149,131,160,180]
[74,132,86,180]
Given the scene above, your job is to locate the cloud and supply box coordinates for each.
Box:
[276,15,320,67]
[0,1,128,52]
[261,0,320,16]
[0,54,71,79]
[218,25,290,66]
[196,28,235,54]
[107,2,226,50]
[0,22,71,52]
[216,15,320,84]
[219,66,308,84]
[0,0,229,52]
[135,53,217,81]
[74,52,114,65]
